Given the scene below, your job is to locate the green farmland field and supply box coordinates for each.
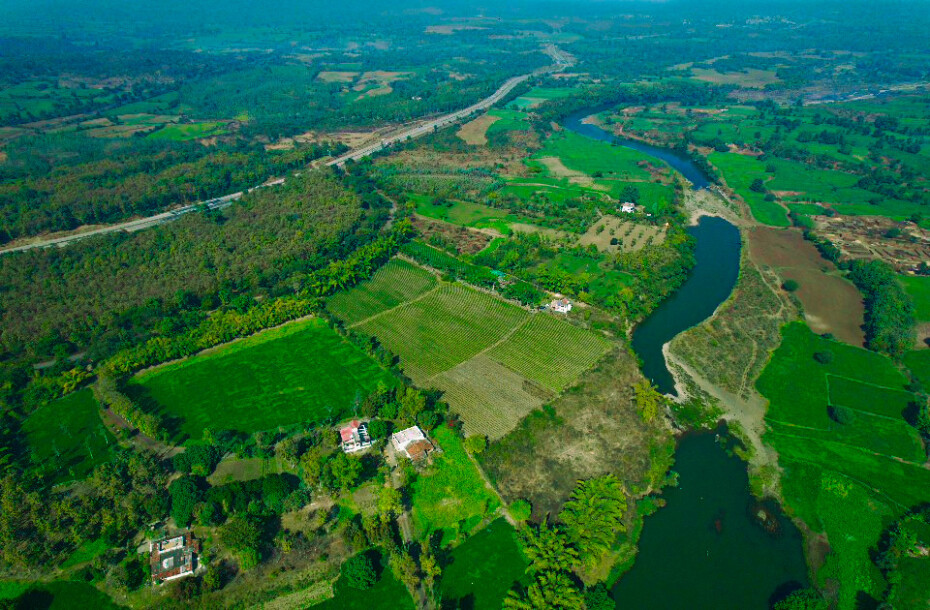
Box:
[900,275,930,322]
[332,258,612,438]
[536,131,654,181]
[709,152,789,226]
[757,322,930,607]
[130,318,395,440]
[22,388,118,485]
[326,259,436,325]
[438,518,528,609]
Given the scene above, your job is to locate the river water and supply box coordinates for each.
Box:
[563,109,809,608]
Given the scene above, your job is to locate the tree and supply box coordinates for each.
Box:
[299,446,325,487]
[510,499,532,522]
[169,475,201,527]
[559,476,627,564]
[813,350,833,364]
[378,486,403,521]
[220,515,263,570]
[504,571,585,610]
[773,588,828,610]
[341,553,377,589]
[327,452,362,491]
[584,583,615,610]
[633,380,663,423]
[750,178,767,193]
[463,435,487,454]
[782,279,799,292]
[522,521,579,573]
[367,418,388,439]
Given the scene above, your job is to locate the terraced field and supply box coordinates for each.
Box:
[332,258,613,438]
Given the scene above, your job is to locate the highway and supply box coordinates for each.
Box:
[0,50,572,255]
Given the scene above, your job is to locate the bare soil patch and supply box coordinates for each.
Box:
[815,215,930,273]
[316,71,358,83]
[456,114,502,146]
[749,227,865,346]
[412,215,493,254]
[479,349,671,517]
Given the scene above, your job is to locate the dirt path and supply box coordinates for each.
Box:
[347,285,442,329]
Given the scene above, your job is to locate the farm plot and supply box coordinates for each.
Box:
[326,259,437,325]
[430,355,549,440]
[355,284,527,380]
[22,388,118,485]
[487,314,611,392]
[577,216,665,253]
[827,376,916,419]
[335,265,614,439]
[129,318,395,440]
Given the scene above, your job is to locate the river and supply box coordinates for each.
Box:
[563,109,809,608]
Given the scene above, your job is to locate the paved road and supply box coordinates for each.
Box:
[0,52,572,256]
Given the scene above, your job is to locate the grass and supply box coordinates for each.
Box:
[355,283,527,381]
[326,259,437,325]
[486,108,531,133]
[900,275,930,322]
[61,538,110,569]
[22,388,118,485]
[757,322,930,608]
[410,427,500,540]
[904,349,930,388]
[130,318,395,440]
[313,556,413,610]
[438,519,528,609]
[708,152,789,226]
[536,131,654,181]
[146,121,227,141]
[410,194,534,233]
[508,87,578,110]
[0,581,121,609]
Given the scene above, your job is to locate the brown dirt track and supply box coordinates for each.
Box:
[748,227,865,346]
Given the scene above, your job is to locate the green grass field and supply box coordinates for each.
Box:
[904,349,930,388]
[486,108,531,133]
[438,518,528,609]
[536,131,654,181]
[146,121,227,141]
[708,152,789,226]
[410,427,500,541]
[0,581,121,609]
[130,318,395,440]
[313,556,413,610]
[757,322,930,608]
[900,275,930,322]
[507,87,578,110]
[22,388,118,485]
[326,259,437,325]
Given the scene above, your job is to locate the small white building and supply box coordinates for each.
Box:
[391,426,434,461]
[620,202,637,214]
[550,298,572,314]
[150,533,199,584]
[340,419,373,453]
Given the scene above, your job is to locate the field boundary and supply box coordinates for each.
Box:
[423,316,533,384]
[347,284,442,329]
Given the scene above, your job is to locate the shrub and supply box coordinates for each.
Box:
[782,279,799,292]
[813,350,833,364]
[341,553,376,590]
[828,405,855,425]
[367,418,388,439]
[464,435,488,454]
[169,475,202,527]
[510,499,532,522]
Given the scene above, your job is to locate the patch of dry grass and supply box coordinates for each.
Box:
[456,114,502,146]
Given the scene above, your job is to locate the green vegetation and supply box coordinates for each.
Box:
[847,259,915,358]
[326,259,437,325]
[708,152,788,226]
[0,581,122,609]
[758,322,930,607]
[130,318,395,440]
[21,388,117,485]
[900,274,930,321]
[438,519,528,609]
[315,561,414,610]
[410,427,501,540]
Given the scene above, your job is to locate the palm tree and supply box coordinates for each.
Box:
[503,571,585,610]
[522,520,579,573]
[559,475,627,563]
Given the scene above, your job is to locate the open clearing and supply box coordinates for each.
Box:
[330,258,612,439]
[22,388,118,485]
[757,322,930,607]
[479,349,672,517]
[456,113,502,145]
[748,227,865,346]
[691,68,782,88]
[316,71,358,83]
[129,318,395,441]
